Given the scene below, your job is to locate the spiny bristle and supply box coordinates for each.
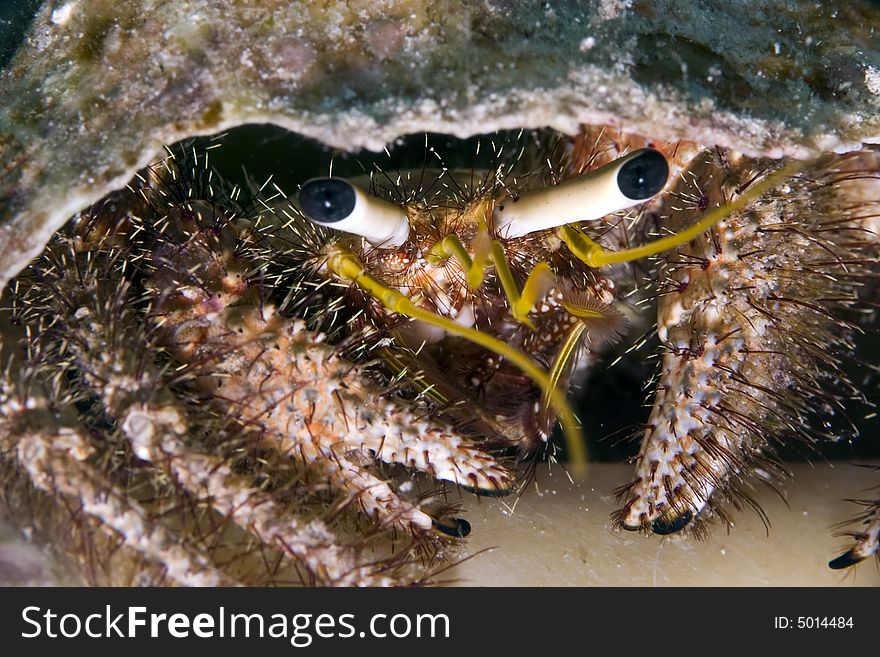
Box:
[615,147,880,535]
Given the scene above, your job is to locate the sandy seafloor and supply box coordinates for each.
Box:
[448,463,880,586]
[1,462,878,586]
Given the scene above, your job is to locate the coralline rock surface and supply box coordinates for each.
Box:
[1,0,880,292]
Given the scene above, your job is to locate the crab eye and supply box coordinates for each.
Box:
[299,178,356,223]
[298,178,410,248]
[617,148,669,200]
[493,148,670,239]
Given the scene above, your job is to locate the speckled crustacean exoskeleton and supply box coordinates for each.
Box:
[0,125,878,586]
[611,145,880,569]
[0,142,519,586]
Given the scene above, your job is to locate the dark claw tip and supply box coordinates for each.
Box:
[651,510,692,535]
[298,178,356,224]
[617,149,669,200]
[461,484,512,498]
[828,549,866,570]
[434,517,471,538]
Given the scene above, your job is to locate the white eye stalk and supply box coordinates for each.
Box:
[298,178,410,248]
[493,148,669,239]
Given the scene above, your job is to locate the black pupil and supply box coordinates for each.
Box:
[617,149,669,200]
[298,178,356,223]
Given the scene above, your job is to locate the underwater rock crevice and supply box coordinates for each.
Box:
[2,0,880,292]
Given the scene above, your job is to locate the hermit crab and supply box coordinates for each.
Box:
[0,124,878,586]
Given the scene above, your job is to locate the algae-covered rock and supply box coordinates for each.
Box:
[1,0,879,292]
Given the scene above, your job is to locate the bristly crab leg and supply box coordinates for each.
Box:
[615,148,879,539]
[149,228,514,537]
